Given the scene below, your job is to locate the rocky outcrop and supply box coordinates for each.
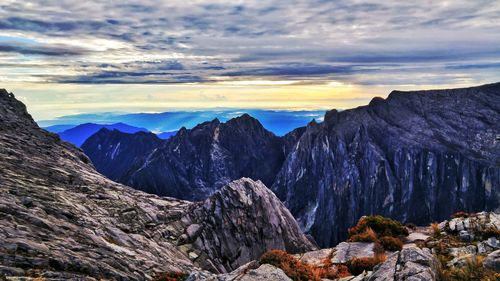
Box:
[368,247,440,281]
[0,90,314,280]
[180,178,316,273]
[272,83,500,246]
[84,114,287,200]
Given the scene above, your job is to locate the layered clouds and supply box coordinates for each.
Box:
[0,0,499,118]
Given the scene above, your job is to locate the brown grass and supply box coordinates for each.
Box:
[347,254,387,275]
[431,222,441,238]
[379,236,403,251]
[349,227,378,242]
[438,256,499,281]
[260,250,320,281]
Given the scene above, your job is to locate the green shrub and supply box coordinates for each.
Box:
[349,216,408,238]
[379,236,403,251]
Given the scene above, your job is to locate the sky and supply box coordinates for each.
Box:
[0,0,499,120]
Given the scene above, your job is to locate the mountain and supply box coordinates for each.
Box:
[57,122,149,147]
[82,83,500,249]
[38,109,326,136]
[0,89,315,279]
[272,82,500,247]
[157,130,177,139]
[81,128,164,181]
[83,114,287,200]
[43,124,75,133]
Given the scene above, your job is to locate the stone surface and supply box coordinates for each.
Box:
[484,250,500,272]
[331,242,375,263]
[369,247,439,281]
[235,264,292,281]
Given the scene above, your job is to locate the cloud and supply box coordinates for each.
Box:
[0,43,85,56]
[0,0,498,86]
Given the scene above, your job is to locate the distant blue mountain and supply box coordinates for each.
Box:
[56,123,149,147]
[38,109,326,136]
[44,124,76,133]
[157,131,177,139]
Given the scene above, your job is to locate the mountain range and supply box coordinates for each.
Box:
[45,123,176,147]
[38,109,326,136]
[82,83,500,247]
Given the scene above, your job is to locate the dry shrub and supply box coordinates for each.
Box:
[349,216,408,239]
[438,256,498,281]
[452,211,470,218]
[152,272,189,281]
[260,250,319,281]
[379,236,403,251]
[349,227,378,242]
[373,241,385,255]
[346,254,386,275]
[431,222,441,238]
[309,252,352,280]
[480,226,500,239]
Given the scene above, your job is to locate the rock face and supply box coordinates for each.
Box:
[368,247,440,281]
[82,128,163,181]
[83,114,286,200]
[181,178,316,273]
[272,83,500,246]
[0,90,314,279]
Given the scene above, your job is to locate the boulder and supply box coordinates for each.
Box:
[484,250,500,272]
[369,247,439,281]
[331,242,375,263]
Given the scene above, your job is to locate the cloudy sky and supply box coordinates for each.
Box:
[1,0,499,120]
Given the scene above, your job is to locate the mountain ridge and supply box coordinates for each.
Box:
[272,82,500,246]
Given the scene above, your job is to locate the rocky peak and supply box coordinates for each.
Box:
[181,178,317,273]
[225,113,266,131]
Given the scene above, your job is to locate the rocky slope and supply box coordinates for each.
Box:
[83,114,286,200]
[272,83,500,247]
[0,89,315,279]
